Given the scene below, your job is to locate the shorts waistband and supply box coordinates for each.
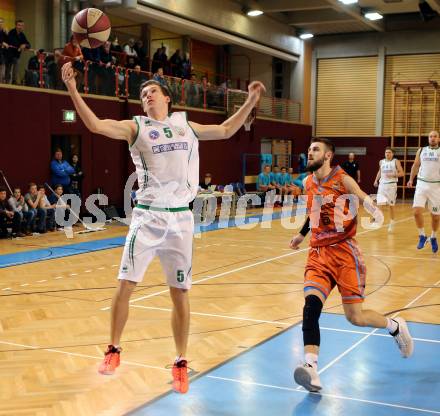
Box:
[136,204,190,212]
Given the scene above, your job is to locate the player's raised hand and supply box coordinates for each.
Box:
[62,62,77,90]
[248,81,266,104]
[289,233,304,250]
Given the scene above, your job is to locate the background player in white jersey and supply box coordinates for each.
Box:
[373,147,403,232]
[61,62,265,393]
[407,131,440,253]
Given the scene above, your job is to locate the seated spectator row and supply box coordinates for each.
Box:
[0,183,68,238]
[257,165,306,205]
[0,149,83,239]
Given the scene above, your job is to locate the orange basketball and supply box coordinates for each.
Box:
[71,8,111,49]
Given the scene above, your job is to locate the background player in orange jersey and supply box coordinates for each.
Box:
[289,138,413,392]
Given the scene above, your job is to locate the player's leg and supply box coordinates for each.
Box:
[387,184,397,232]
[429,213,439,253]
[428,188,440,253]
[294,248,333,392]
[158,210,194,393]
[99,211,156,375]
[338,240,413,358]
[109,279,137,347]
[413,183,429,248]
[169,287,190,359]
[343,302,413,358]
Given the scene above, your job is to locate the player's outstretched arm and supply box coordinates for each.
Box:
[61,62,136,143]
[407,148,421,187]
[188,81,266,141]
[342,174,383,224]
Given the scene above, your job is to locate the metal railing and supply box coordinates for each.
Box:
[2,49,302,123]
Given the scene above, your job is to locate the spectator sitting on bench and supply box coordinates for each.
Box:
[199,173,216,191]
[38,185,56,232]
[0,186,22,238]
[25,182,47,233]
[48,184,71,229]
[257,165,276,192]
[9,187,34,235]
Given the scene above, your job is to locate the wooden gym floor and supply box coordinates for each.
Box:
[0,204,439,415]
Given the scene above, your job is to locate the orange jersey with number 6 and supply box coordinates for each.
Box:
[304,166,357,247]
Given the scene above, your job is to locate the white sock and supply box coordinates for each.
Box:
[305,352,318,370]
[431,231,437,238]
[175,356,186,363]
[418,228,425,236]
[386,318,399,334]
[389,219,395,224]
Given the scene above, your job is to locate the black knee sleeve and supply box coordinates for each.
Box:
[302,295,323,346]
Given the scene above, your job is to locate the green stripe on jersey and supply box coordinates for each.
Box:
[136,204,189,212]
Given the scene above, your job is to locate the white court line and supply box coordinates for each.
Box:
[314,278,440,380]
[370,254,440,262]
[69,273,78,276]
[100,249,310,311]
[131,305,440,344]
[54,276,63,280]
[101,215,415,311]
[206,375,440,415]
[37,279,47,283]
[0,340,168,372]
[131,305,290,326]
[2,288,11,291]
[20,283,29,287]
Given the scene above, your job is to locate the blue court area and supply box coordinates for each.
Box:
[131,313,440,416]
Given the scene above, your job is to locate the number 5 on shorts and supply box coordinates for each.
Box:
[177,270,185,283]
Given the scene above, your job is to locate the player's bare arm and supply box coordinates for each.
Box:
[189,81,266,140]
[396,159,404,177]
[61,62,137,143]
[373,161,381,187]
[342,174,383,222]
[407,148,421,187]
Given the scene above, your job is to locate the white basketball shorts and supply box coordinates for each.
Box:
[377,183,397,206]
[413,180,440,215]
[118,206,194,289]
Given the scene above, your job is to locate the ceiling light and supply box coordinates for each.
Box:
[247,9,263,16]
[364,12,383,20]
[299,33,314,40]
[338,0,358,5]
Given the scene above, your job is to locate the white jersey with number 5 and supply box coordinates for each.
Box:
[131,112,199,208]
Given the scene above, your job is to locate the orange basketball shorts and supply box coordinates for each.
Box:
[304,238,366,304]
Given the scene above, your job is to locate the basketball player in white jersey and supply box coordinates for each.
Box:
[407,131,440,253]
[373,147,403,232]
[61,62,265,393]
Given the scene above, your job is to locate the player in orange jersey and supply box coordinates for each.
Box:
[289,138,413,392]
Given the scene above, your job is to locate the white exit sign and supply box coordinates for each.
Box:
[62,110,76,123]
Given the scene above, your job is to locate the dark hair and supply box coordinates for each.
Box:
[54,184,63,191]
[28,182,36,189]
[37,184,45,191]
[281,166,287,170]
[385,146,394,153]
[13,187,21,192]
[0,186,6,193]
[310,137,335,154]
[15,19,24,25]
[54,148,62,154]
[273,165,279,168]
[139,80,172,112]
